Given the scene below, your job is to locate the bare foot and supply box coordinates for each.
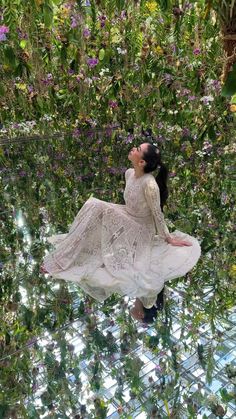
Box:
[130,298,145,321]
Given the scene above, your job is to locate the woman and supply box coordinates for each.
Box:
[41,142,201,322]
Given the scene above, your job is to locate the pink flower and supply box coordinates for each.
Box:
[0,25,9,34]
[193,48,201,55]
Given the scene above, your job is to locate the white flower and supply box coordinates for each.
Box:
[200,95,214,104]
[117,47,127,55]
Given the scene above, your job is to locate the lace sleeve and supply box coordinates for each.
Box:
[144,177,172,240]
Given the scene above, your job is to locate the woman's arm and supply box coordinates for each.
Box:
[144,177,192,247]
[144,177,172,241]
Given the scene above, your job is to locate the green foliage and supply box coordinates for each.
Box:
[0,1,235,418]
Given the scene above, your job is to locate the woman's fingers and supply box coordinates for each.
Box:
[172,239,193,246]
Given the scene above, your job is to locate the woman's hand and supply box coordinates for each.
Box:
[166,236,193,246]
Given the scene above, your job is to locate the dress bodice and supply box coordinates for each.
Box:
[123,169,153,217]
[124,168,171,240]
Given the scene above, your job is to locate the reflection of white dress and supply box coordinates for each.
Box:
[43,168,201,308]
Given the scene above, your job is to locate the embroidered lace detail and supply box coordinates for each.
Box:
[43,168,201,305]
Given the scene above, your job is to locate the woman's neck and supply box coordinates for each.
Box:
[133,165,145,178]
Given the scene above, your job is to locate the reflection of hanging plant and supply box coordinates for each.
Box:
[206,394,227,417]
[123,356,144,389]
[225,363,236,384]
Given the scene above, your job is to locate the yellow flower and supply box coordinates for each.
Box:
[155,46,164,55]
[107,156,113,165]
[15,83,27,92]
[146,2,158,13]
[229,264,236,278]
[230,104,236,113]
[186,145,192,158]
[60,6,70,19]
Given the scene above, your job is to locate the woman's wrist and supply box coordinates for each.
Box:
[166,235,173,243]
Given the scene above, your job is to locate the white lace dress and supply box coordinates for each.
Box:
[43,168,201,308]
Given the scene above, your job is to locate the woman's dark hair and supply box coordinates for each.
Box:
[142,143,169,212]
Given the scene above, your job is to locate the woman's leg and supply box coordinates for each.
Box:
[130,286,165,322]
[142,287,165,323]
[130,298,145,320]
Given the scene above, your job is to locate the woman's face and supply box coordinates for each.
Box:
[128,142,149,166]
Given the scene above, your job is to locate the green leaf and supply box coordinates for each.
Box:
[99,48,105,61]
[4,47,17,67]
[43,4,54,28]
[208,125,216,141]
[219,388,235,403]
[0,406,9,418]
[20,39,27,49]
[221,63,236,97]
[0,83,5,96]
[231,93,236,104]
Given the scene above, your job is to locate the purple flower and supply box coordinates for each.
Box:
[87,57,99,68]
[73,128,81,138]
[17,28,28,40]
[182,127,190,137]
[120,10,127,20]
[188,95,196,101]
[0,25,9,34]
[41,73,54,85]
[83,27,91,38]
[98,15,107,21]
[193,48,201,55]
[0,33,7,41]
[200,95,214,105]
[125,134,134,144]
[108,100,118,109]
[36,170,44,178]
[71,17,78,28]
[183,2,193,10]
[98,14,107,28]
[179,88,191,97]
[68,69,75,75]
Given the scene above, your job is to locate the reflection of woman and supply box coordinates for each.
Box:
[41,142,201,322]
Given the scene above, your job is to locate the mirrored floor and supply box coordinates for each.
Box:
[1,134,235,418]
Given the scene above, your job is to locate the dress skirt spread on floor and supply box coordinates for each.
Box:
[43,168,201,308]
